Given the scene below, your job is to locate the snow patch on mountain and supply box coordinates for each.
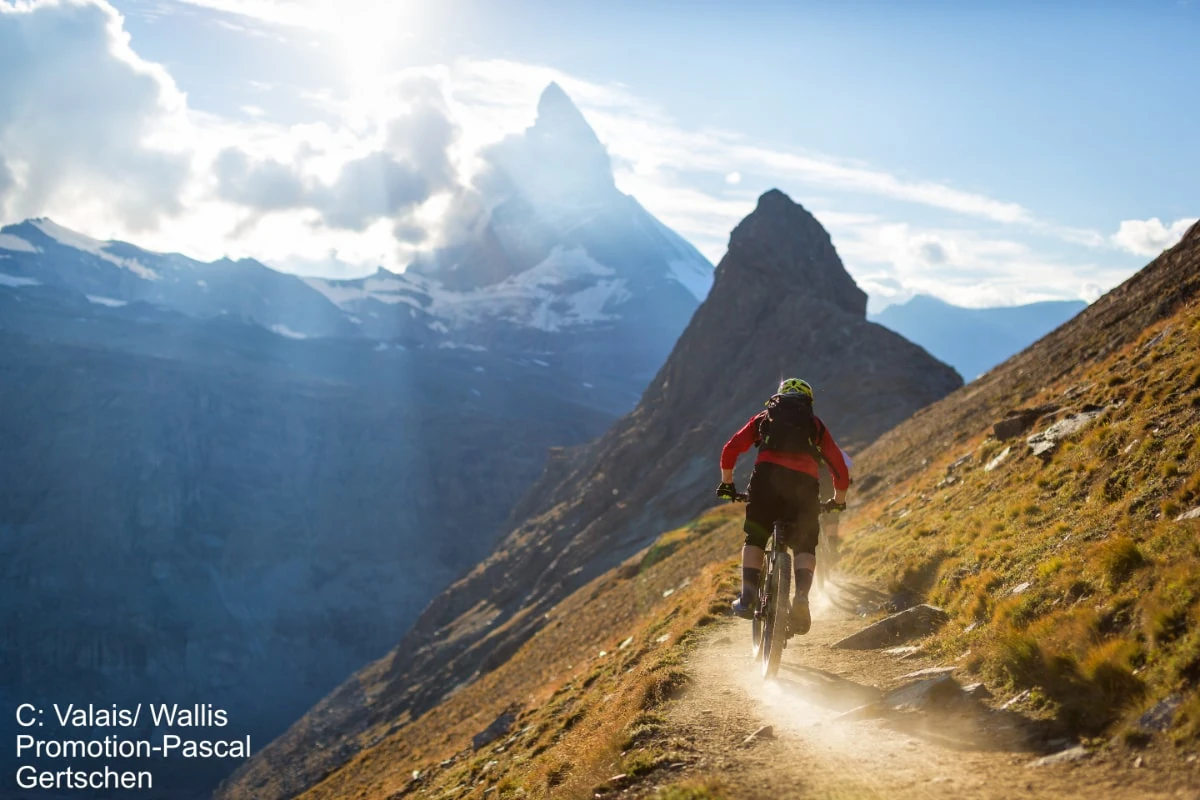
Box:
[668,258,713,301]
[649,216,712,300]
[0,272,40,287]
[0,234,38,253]
[304,273,414,307]
[306,245,634,333]
[438,342,488,351]
[86,295,128,307]
[422,245,629,332]
[31,219,160,281]
[270,324,308,339]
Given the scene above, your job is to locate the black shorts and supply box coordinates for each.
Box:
[743,462,820,554]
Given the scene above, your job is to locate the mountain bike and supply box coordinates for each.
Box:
[732,493,792,678]
[752,519,794,678]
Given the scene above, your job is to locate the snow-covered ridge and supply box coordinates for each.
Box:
[31,219,160,281]
[304,273,425,308]
[0,234,38,253]
[307,246,631,333]
[424,245,622,330]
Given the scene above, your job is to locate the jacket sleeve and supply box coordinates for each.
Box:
[817,420,851,492]
[720,415,762,470]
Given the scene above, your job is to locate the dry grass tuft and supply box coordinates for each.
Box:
[1096,535,1148,588]
[653,780,728,800]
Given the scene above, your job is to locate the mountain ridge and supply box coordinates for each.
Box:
[213,220,1200,800]
[215,189,963,799]
[0,83,715,798]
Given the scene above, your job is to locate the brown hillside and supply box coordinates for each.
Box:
[215,504,747,800]
[215,225,1200,800]
[216,190,962,799]
[841,221,1200,737]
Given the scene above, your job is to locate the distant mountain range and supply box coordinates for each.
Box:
[871,294,1087,381]
[0,84,710,384]
[0,83,710,797]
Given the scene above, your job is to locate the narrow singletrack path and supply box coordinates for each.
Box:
[635,580,1199,799]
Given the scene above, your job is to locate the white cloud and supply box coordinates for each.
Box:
[1111,217,1197,257]
[0,8,1161,308]
[177,0,327,30]
[823,217,1130,308]
[0,0,191,229]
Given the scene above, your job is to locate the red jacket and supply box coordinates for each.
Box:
[721,412,850,492]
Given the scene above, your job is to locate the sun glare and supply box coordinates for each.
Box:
[320,0,418,110]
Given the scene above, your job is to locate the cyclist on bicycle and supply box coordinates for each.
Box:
[717,378,850,635]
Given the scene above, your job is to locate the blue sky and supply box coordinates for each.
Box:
[1,0,1195,309]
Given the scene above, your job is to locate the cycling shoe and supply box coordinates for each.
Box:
[730,596,754,620]
[789,599,811,636]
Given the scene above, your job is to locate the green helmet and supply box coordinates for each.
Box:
[778,378,814,400]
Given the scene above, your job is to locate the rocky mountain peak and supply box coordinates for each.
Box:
[254,202,960,787]
[1182,219,1200,246]
[484,83,615,204]
[533,82,600,145]
[717,189,866,318]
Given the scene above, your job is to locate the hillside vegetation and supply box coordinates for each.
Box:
[219,220,1198,800]
[844,297,1200,740]
[221,283,1200,797]
[217,505,746,800]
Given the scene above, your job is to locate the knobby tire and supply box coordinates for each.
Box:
[762,550,791,678]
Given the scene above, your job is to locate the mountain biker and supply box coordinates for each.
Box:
[717,378,850,636]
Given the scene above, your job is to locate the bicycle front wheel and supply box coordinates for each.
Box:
[750,571,767,657]
[761,549,792,678]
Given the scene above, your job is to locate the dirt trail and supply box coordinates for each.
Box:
[638,580,1199,800]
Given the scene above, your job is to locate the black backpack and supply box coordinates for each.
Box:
[757,394,822,458]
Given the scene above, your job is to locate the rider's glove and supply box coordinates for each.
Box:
[715,482,738,501]
[821,499,847,514]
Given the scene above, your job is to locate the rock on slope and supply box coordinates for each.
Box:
[216,189,962,799]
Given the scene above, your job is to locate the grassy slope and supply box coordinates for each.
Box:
[220,229,1199,799]
[845,299,1200,741]
[217,504,745,800]
[252,292,1199,798]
